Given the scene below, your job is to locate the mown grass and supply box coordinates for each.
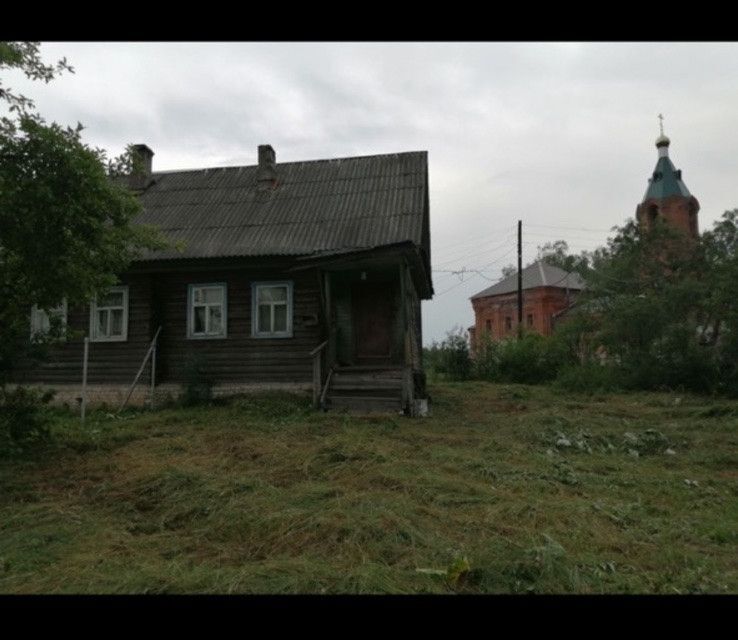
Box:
[0,383,736,594]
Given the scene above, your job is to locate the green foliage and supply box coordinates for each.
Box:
[496,333,571,384]
[554,213,738,396]
[554,362,622,394]
[433,327,472,381]
[471,331,572,385]
[472,332,501,380]
[537,240,592,277]
[0,386,55,455]
[0,42,167,384]
[0,42,74,126]
[179,354,214,406]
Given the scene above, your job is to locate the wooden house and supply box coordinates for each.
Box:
[18,144,433,414]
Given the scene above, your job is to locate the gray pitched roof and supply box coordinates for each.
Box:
[470,261,585,299]
[132,151,429,261]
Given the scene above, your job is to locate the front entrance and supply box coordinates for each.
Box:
[352,281,394,364]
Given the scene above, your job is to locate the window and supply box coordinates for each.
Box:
[252,281,293,338]
[505,316,512,332]
[485,319,492,333]
[648,204,659,225]
[31,300,68,340]
[527,314,534,327]
[188,284,227,338]
[90,286,128,342]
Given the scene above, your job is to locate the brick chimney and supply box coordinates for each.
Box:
[257,144,277,191]
[131,144,153,176]
[129,144,154,190]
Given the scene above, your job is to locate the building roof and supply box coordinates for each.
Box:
[470,261,585,300]
[132,150,429,262]
[643,141,692,201]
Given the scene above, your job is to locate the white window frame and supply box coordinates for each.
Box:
[30,299,68,340]
[89,286,129,342]
[251,281,293,339]
[187,283,227,339]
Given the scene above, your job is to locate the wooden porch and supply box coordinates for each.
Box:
[306,249,426,415]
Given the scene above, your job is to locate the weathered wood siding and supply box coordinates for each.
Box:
[16,274,153,385]
[16,264,322,386]
[404,261,423,372]
[152,266,321,383]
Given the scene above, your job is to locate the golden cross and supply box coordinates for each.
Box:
[658,113,665,136]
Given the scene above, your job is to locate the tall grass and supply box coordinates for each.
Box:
[0,385,736,593]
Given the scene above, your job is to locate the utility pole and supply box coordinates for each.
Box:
[517,220,523,340]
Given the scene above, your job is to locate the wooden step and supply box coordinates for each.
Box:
[326,395,404,414]
[330,378,402,391]
[329,388,403,399]
[333,366,403,377]
[332,373,403,384]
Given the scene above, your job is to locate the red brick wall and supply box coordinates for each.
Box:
[471,286,579,347]
[636,195,700,239]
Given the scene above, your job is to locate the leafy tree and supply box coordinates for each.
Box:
[501,264,517,278]
[0,42,165,385]
[560,217,731,393]
[537,240,591,276]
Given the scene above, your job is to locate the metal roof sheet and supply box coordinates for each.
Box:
[643,155,691,201]
[132,151,428,261]
[470,261,585,299]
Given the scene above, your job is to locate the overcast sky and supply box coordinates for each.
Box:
[7,42,738,344]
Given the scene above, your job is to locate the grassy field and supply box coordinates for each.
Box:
[1,382,736,594]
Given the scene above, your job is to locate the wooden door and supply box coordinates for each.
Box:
[352,281,393,362]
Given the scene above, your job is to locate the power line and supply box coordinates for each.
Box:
[435,271,482,296]
[475,246,519,270]
[524,231,615,244]
[433,234,517,268]
[432,224,518,257]
[526,222,617,233]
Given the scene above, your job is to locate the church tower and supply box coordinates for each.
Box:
[636,118,700,239]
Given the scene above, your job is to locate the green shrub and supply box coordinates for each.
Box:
[0,386,55,455]
[497,333,570,385]
[610,324,719,394]
[473,333,501,381]
[179,354,213,406]
[554,362,622,394]
[435,328,472,381]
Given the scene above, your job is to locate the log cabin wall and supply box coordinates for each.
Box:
[16,263,323,387]
[15,273,153,386]
[151,265,321,384]
[403,261,423,373]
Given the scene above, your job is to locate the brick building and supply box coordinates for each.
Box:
[469,261,584,347]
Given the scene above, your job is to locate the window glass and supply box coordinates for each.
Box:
[258,304,271,332]
[101,291,123,307]
[91,287,128,341]
[189,284,226,338]
[253,282,292,337]
[31,300,67,339]
[111,309,124,335]
[194,307,206,333]
[97,310,108,336]
[274,304,287,332]
[209,306,222,333]
[202,287,223,304]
